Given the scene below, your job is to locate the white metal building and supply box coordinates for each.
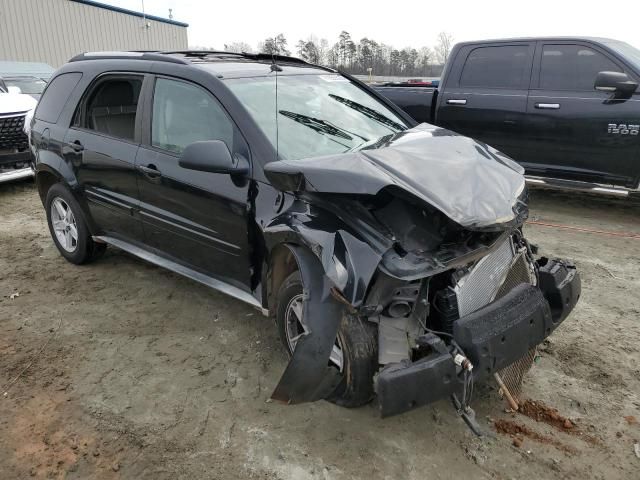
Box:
[0,0,188,68]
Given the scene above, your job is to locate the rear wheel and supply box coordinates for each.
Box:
[276,271,378,407]
[45,183,106,264]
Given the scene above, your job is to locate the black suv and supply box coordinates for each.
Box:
[31,51,580,427]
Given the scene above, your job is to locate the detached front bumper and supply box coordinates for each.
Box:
[376,259,580,417]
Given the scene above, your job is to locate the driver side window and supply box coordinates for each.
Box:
[151,78,234,155]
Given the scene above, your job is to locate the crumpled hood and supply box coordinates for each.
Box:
[264,124,527,229]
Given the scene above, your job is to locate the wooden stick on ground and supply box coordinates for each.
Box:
[494,372,519,411]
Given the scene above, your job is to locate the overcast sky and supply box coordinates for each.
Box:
[108,0,640,51]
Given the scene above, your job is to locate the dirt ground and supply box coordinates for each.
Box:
[1,180,639,480]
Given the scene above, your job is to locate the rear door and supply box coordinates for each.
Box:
[523,41,640,187]
[437,42,534,159]
[136,75,253,289]
[65,73,145,241]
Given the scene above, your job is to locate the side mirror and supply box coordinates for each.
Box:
[7,85,22,94]
[178,140,249,175]
[595,71,638,96]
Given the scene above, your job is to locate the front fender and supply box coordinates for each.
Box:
[263,197,383,307]
[270,244,345,403]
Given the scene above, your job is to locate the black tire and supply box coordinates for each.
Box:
[276,271,378,407]
[45,183,106,265]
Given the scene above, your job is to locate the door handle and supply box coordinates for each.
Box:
[447,99,467,105]
[69,140,84,152]
[138,164,161,177]
[535,103,560,110]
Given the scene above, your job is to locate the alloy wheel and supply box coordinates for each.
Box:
[284,293,344,372]
[50,197,78,253]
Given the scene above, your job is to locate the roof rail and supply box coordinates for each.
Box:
[68,51,188,65]
[164,50,245,58]
[164,50,312,66]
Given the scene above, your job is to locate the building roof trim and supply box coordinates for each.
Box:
[69,0,189,27]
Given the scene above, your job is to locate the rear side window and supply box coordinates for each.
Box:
[79,76,143,141]
[540,45,622,91]
[151,78,234,155]
[460,46,530,88]
[35,72,82,123]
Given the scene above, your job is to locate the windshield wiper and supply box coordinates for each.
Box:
[278,110,368,143]
[328,94,405,131]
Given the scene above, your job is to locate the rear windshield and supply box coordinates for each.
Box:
[226,74,408,160]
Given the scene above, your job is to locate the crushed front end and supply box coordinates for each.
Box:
[263,126,581,430]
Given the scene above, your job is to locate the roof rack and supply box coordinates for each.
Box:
[68,51,188,65]
[67,50,336,72]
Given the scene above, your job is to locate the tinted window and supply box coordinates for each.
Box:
[540,45,622,91]
[151,78,233,155]
[35,72,82,123]
[81,76,142,141]
[460,46,530,88]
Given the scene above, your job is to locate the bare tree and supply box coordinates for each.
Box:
[224,42,253,53]
[434,32,454,65]
[188,45,218,51]
[419,46,433,75]
[317,38,329,65]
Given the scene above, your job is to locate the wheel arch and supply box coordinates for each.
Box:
[36,158,98,235]
[263,242,299,316]
[35,151,78,203]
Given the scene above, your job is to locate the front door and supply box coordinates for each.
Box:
[523,42,640,187]
[136,76,252,289]
[65,74,145,241]
[437,42,534,160]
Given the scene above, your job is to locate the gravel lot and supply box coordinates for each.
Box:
[1,180,639,479]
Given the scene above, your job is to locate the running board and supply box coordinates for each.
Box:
[525,176,638,197]
[94,235,267,315]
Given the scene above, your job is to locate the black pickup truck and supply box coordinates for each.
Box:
[373,37,640,195]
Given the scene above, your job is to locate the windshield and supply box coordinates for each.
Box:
[5,77,47,95]
[605,41,640,72]
[226,74,408,160]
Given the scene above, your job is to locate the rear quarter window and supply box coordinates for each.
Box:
[35,72,83,123]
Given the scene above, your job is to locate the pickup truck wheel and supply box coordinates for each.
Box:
[276,271,378,407]
[45,183,105,264]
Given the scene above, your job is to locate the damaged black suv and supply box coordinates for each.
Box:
[31,51,580,430]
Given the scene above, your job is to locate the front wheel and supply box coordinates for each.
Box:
[276,271,378,407]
